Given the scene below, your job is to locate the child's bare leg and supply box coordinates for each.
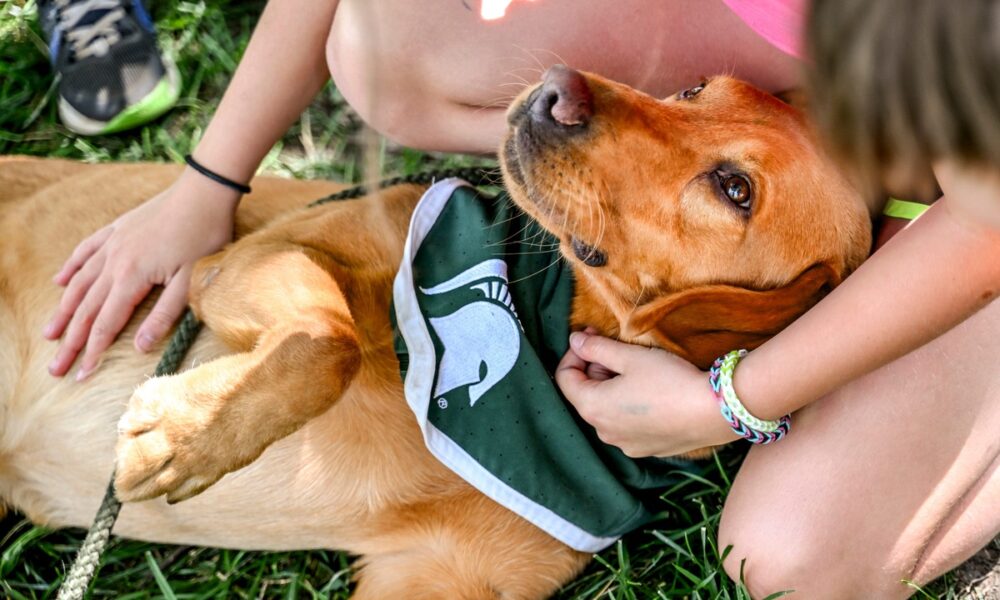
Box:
[719,300,1000,599]
[326,0,802,152]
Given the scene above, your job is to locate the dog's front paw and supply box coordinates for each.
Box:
[115,375,239,504]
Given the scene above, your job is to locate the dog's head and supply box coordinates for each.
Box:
[501,66,871,368]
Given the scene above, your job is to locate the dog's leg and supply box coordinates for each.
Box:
[113,186,423,504]
[114,239,363,503]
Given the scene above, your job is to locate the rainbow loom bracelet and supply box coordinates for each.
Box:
[708,350,791,444]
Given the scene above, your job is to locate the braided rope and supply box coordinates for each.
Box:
[308,166,499,207]
[57,311,202,600]
[54,482,120,600]
[54,167,493,599]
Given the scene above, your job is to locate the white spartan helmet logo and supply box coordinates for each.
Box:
[420,259,523,407]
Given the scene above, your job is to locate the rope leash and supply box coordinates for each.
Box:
[306,166,499,207]
[55,166,496,599]
[57,311,202,600]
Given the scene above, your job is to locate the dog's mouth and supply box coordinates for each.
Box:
[502,131,610,269]
[501,88,536,186]
[500,126,551,215]
[500,125,576,248]
[506,85,542,126]
[501,134,526,188]
[500,72,609,267]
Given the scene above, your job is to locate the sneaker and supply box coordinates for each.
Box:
[39,0,181,135]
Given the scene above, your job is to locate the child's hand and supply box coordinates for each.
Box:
[43,170,240,381]
[556,330,737,458]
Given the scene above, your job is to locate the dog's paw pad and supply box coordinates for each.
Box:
[115,428,175,499]
[114,377,193,501]
[113,374,235,503]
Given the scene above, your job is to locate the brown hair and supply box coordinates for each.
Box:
[806,0,1000,187]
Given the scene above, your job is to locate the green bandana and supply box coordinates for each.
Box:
[392,180,692,552]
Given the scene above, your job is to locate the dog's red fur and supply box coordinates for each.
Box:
[0,73,870,598]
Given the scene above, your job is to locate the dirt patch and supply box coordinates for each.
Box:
[950,537,1000,599]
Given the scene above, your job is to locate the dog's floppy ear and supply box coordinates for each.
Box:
[628,264,840,369]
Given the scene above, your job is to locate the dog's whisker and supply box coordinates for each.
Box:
[496,81,530,95]
[496,81,530,91]
[502,72,533,88]
[506,49,547,75]
[532,47,571,70]
[512,46,550,79]
[490,228,560,247]
[502,82,535,98]
[507,255,563,285]
[473,91,519,105]
[593,179,612,250]
[582,180,597,242]
[471,99,516,114]
[486,214,529,233]
[631,281,647,314]
[504,64,546,75]
[496,248,563,257]
[515,238,560,248]
[595,203,607,251]
[486,220,539,246]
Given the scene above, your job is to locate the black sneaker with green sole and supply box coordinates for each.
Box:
[39,0,181,135]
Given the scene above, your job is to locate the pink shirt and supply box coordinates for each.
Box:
[722,0,807,58]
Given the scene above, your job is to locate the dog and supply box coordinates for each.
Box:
[0,67,870,598]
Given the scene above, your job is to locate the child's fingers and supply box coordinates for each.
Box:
[78,280,155,378]
[585,361,617,381]
[48,275,111,377]
[135,266,191,352]
[568,330,641,373]
[556,348,615,417]
[44,250,106,340]
[54,226,112,286]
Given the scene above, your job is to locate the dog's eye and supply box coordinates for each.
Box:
[678,82,706,100]
[715,172,753,210]
[571,237,607,267]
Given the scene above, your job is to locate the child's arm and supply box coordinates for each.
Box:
[737,168,1000,421]
[46,0,341,380]
[557,164,1000,457]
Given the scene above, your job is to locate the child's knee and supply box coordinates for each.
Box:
[718,495,859,599]
[719,502,803,597]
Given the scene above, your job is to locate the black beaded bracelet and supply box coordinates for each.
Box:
[184,154,252,195]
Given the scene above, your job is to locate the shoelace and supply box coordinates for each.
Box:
[55,0,128,60]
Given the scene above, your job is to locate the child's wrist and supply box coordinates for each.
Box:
[730,350,785,422]
[184,154,252,196]
[175,168,243,210]
[709,350,791,445]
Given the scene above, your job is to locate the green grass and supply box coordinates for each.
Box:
[0,0,490,175]
[0,455,767,600]
[0,1,968,598]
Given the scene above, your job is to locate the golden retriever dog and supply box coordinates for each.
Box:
[0,68,870,598]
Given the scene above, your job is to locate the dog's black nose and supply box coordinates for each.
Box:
[530,65,593,127]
